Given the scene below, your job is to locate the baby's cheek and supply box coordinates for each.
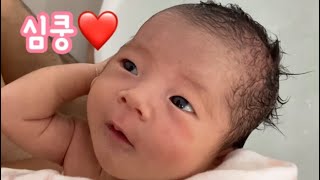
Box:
[145,126,197,169]
[87,92,101,114]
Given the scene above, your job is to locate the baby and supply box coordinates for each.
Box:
[1,1,287,180]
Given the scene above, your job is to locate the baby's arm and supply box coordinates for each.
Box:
[1,63,101,165]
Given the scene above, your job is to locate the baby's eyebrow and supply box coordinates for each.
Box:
[122,40,154,62]
[182,73,207,94]
[181,73,215,117]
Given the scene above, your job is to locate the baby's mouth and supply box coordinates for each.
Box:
[106,123,134,147]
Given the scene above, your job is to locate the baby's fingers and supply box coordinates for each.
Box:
[94,58,110,77]
[91,58,111,87]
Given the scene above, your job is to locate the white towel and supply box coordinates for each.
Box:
[187,149,298,180]
[1,149,297,180]
[1,168,91,180]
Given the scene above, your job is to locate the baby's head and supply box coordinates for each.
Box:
[87,1,285,179]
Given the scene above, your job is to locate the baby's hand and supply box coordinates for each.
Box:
[90,59,109,88]
[1,62,101,165]
[95,59,109,76]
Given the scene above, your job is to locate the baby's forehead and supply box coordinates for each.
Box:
[129,9,255,74]
[120,13,239,84]
[130,15,233,67]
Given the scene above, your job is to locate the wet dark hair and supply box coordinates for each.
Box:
[166,1,293,150]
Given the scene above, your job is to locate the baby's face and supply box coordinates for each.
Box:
[87,13,233,179]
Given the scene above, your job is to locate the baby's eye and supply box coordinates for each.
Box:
[170,96,194,113]
[122,59,138,75]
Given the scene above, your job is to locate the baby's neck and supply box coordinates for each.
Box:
[98,170,122,180]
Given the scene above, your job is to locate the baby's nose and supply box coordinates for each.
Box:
[119,96,143,117]
[118,91,148,120]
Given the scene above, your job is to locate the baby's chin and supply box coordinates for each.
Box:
[90,141,168,179]
[94,148,206,180]
[96,154,144,180]
[86,122,139,179]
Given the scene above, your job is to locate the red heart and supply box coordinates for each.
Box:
[78,11,118,50]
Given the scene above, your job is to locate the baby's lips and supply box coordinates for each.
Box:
[110,113,138,146]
